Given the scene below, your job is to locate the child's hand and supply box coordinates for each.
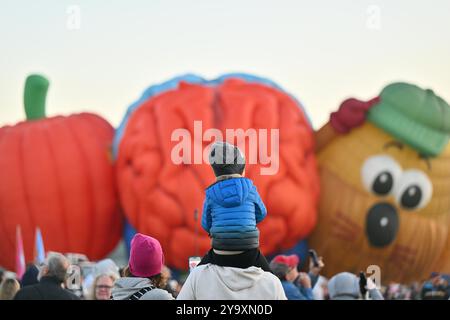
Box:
[309,256,325,275]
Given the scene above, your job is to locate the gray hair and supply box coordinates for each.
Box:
[269,261,290,281]
[93,259,120,279]
[44,252,70,282]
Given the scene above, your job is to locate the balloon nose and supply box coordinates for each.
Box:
[366,202,399,247]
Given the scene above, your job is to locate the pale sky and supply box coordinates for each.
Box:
[1,0,450,130]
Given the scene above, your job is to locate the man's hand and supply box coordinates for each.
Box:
[309,256,325,276]
[298,272,312,288]
[366,277,378,290]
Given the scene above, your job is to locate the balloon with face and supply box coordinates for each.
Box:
[309,83,450,283]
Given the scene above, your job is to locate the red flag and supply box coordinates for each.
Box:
[16,225,26,280]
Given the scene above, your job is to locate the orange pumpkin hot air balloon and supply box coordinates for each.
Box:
[310,82,450,283]
[0,75,122,270]
[114,74,320,270]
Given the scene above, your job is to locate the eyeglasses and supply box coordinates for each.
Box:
[96,285,113,290]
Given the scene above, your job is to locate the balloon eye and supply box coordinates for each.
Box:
[395,170,432,211]
[400,185,422,209]
[361,155,402,197]
[372,171,393,195]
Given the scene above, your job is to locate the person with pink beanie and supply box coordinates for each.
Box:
[111,233,174,300]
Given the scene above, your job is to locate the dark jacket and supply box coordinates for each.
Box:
[13,276,80,300]
[201,177,267,250]
[198,248,272,272]
[420,282,450,300]
[21,264,39,287]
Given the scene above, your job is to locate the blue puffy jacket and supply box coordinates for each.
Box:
[201,177,267,250]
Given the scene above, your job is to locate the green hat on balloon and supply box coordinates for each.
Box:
[368,82,450,157]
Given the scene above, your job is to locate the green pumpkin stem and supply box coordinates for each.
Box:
[24,74,49,120]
